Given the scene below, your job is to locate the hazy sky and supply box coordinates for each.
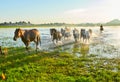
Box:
[0,0,120,24]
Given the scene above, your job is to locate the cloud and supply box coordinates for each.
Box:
[35,0,120,24]
[63,9,86,18]
[60,0,120,23]
[64,9,86,14]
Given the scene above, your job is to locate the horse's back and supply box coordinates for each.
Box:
[30,29,40,34]
[27,29,40,37]
[24,29,40,41]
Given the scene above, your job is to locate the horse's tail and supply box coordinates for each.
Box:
[37,36,41,46]
[39,37,41,46]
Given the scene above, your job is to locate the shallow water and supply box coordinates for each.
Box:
[90,27,120,58]
[0,26,120,58]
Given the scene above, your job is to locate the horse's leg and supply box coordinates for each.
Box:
[80,35,82,43]
[56,33,58,44]
[34,36,40,52]
[88,38,89,43]
[78,34,80,41]
[86,36,89,43]
[83,38,84,43]
[82,36,84,43]
[76,34,78,42]
[35,42,39,52]
[77,34,79,42]
[64,36,66,40]
[52,38,57,47]
[56,39,58,44]
[85,38,87,43]
[83,37,86,43]
[75,38,77,42]
[62,33,65,40]
[25,42,30,52]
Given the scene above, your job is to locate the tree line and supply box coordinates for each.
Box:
[0,21,32,26]
[0,19,120,27]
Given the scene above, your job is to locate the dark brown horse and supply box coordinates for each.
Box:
[13,28,41,52]
[73,28,79,42]
[50,28,62,44]
[80,29,91,43]
[100,24,104,32]
[50,28,57,36]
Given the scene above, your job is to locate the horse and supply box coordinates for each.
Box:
[50,28,57,36]
[13,28,41,52]
[61,27,71,39]
[61,28,65,37]
[73,28,80,42]
[80,29,90,43]
[88,29,92,36]
[100,25,104,32]
[50,28,62,44]
[85,30,90,43]
[80,29,86,42]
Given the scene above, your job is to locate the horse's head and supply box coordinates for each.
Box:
[81,29,85,33]
[88,29,92,35]
[50,29,57,36]
[13,28,22,41]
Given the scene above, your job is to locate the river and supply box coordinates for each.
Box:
[0,26,120,58]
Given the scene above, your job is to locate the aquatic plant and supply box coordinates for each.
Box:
[0,47,120,82]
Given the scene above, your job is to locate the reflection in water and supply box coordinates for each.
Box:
[72,43,80,54]
[80,44,89,56]
[72,43,89,57]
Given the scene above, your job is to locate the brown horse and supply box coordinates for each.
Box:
[88,29,92,36]
[50,28,62,44]
[13,28,41,52]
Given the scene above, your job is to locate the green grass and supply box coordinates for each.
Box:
[0,47,120,82]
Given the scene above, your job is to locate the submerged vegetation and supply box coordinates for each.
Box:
[0,47,120,82]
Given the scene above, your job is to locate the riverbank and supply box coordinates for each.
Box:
[0,26,41,28]
[0,47,120,82]
[1,25,120,28]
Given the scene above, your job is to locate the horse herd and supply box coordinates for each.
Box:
[50,27,92,43]
[12,27,96,52]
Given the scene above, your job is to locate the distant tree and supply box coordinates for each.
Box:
[28,21,31,24]
[15,22,18,24]
[22,21,26,24]
[4,22,7,25]
[9,22,12,24]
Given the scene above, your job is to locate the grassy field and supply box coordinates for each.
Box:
[0,47,120,82]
